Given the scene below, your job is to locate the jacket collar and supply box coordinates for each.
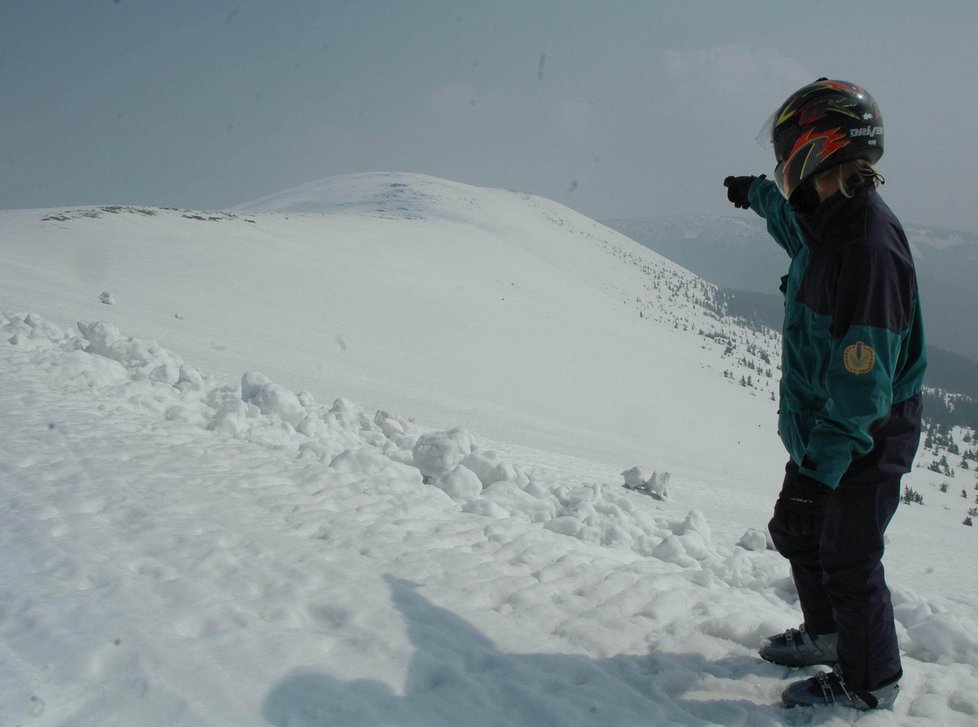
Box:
[795,179,875,248]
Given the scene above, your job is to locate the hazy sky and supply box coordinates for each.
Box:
[3,1,978,232]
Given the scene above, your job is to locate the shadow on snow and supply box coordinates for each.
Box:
[262,576,821,727]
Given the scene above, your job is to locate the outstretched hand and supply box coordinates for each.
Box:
[723,175,763,210]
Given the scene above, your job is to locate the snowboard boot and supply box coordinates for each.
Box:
[759,625,838,667]
[782,667,900,710]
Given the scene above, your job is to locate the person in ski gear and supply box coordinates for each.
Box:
[723,78,926,710]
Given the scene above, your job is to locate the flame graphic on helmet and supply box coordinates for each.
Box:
[779,127,851,197]
[790,127,851,162]
[777,80,869,128]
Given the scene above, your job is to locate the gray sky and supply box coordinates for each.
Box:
[3,1,978,233]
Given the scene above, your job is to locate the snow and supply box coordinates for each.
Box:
[1,173,977,725]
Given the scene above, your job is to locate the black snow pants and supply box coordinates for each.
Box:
[769,459,904,690]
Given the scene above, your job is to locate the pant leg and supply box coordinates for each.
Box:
[768,462,837,634]
[819,471,902,690]
[769,460,903,689]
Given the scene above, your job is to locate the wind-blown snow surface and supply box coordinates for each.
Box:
[1,174,976,725]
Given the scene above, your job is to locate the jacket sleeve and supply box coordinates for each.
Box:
[799,241,911,487]
[748,178,806,259]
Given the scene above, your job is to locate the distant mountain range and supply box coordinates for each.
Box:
[604,215,978,392]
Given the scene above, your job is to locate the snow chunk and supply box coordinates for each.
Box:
[149,362,180,385]
[206,392,260,436]
[737,528,771,552]
[645,472,671,500]
[621,467,646,488]
[241,372,305,427]
[674,510,711,542]
[412,428,476,481]
[177,365,205,392]
[651,535,698,568]
[78,321,124,357]
[621,467,671,499]
[241,371,271,402]
[329,397,374,433]
[462,449,521,487]
[432,464,483,501]
[374,409,409,437]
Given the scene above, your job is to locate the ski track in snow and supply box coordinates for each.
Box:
[2,311,978,726]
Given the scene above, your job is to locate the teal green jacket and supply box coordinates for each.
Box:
[748,178,926,488]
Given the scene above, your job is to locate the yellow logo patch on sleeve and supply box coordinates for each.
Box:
[843,342,876,375]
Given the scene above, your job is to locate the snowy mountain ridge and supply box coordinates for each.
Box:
[3,174,780,471]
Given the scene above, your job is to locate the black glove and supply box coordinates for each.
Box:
[770,471,832,537]
[723,174,764,210]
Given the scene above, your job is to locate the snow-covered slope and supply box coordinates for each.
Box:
[0,174,781,482]
[2,174,976,725]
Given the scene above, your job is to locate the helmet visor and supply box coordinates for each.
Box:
[773,160,789,199]
[756,110,777,153]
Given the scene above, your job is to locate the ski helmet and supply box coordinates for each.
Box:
[762,79,883,200]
